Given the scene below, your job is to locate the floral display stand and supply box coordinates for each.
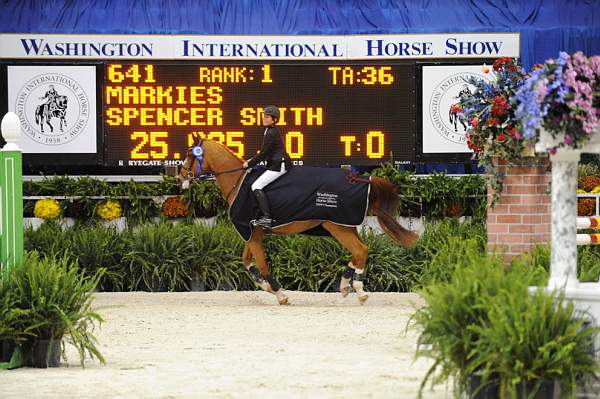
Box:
[518,51,600,351]
[536,127,600,341]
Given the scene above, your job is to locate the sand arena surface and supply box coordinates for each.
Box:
[0,292,450,399]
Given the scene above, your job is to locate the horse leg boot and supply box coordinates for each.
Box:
[340,262,355,297]
[247,263,272,293]
[265,275,289,305]
[252,189,273,230]
[246,236,289,305]
[352,268,368,304]
[242,244,272,292]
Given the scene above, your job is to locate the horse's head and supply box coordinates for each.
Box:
[177,140,210,189]
[55,95,68,108]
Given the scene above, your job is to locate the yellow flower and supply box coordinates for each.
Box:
[97,200,122,221]
[591,186,600,194]
[34,198,61,220]
[578,189,588,194]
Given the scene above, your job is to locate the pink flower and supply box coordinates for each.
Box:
[550,147,558,155]
[591,56,600,75]
[564,135,574,145]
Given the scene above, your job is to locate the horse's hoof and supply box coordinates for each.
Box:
[259,281,272,293]
[340,286,351,298]
[358,294,368,305]
[278,297,289,305]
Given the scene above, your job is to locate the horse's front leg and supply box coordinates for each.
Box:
[242,243,271,293]
[246,229,289,305]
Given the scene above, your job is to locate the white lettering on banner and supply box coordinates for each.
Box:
[0,33,519,59]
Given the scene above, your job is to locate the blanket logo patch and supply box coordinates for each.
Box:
[316,192,338,208]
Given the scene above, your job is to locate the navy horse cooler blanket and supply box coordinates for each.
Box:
[230,166,370,241]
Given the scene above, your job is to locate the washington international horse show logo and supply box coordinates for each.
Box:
[428,71,490,145]
[14,73,90,146]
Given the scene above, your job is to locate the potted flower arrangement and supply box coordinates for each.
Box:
[514,51,600,154]
[96,199,126,231]
[454,57,535,204]
[161,196,189,221]
[29,198,61,230]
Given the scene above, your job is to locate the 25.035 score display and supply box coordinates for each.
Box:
[128,130,386,160]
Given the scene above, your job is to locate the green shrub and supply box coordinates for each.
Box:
[186,222,248,290]
[125,223,195,291]
[11,252,105,366]
[67,225,130,291]
[411,251,597,398]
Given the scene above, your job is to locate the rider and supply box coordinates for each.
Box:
[242,106,292,229]
[39,85,58,104]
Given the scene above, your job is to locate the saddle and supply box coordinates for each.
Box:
[229,166,370,241]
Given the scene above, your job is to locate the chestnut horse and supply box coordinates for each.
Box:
[178,139,418,305]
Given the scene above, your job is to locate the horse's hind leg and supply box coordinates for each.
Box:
[247,229,289,305]
[242,243,271,293]
[322,222,369,304]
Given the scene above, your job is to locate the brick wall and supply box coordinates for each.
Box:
[486,158,551,262]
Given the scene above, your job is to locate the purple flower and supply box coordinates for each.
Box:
[564,135,574,145]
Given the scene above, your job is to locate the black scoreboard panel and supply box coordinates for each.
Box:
[103,62,415,167]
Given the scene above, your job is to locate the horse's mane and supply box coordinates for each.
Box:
[204,139,242,164]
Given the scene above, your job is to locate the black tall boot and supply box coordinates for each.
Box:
[252,189,273,229]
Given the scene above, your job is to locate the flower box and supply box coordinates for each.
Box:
[101,217,127,232]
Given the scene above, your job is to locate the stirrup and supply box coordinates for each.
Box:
[252,217,273,228]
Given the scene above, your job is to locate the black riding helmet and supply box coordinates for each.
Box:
[263,105,280,122]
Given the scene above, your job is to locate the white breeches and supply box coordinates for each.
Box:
[251,163,287,190]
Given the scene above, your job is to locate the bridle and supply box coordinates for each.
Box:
[180,139,247,204]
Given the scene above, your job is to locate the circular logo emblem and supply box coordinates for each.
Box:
[429,71,491,144]
[14,73,90,146]
[192,146,204,158]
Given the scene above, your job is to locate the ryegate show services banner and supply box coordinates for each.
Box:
[7,66,97,153]
[421,65,493,154]
[0,33,519,60]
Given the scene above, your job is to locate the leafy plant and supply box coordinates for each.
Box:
[186,222,248,290]
[24,221,68,259]
[67,225,129,291]
[369,162,487,220]
[112,179,161,225]
[0,272,34,348]
[125,223,195,291]
[471,287,599,398]
[411,250,599,398]
[11,252,105,366]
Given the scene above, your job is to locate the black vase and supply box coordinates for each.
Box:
[0,340,16,363]
[468,375,558,399]
[23,339,61,368]
[467,375,500,399]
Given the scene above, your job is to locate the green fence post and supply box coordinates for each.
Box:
[0,112,24,274]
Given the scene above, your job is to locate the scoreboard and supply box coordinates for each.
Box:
[103,62,415,166]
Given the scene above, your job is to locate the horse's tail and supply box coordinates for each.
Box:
[368,176,418,247]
